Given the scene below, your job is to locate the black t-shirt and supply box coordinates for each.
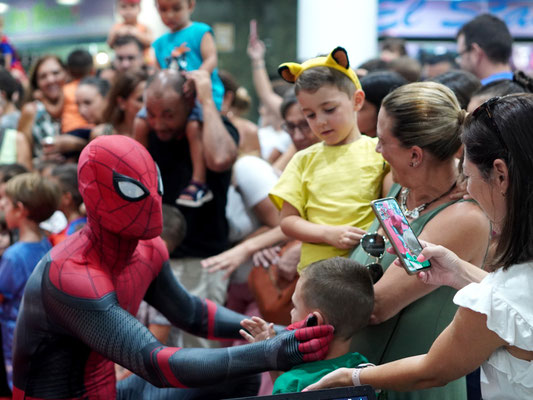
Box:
[148,117,239,258]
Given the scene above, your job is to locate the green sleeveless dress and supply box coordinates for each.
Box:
[349,184,467,400]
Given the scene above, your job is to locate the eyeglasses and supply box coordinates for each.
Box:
[472,96,507,149]
[455,46,472,63]
[360,233,386,283]
[282,120,311,134]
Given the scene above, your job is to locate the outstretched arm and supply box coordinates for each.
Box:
[144,262,245,340]
[44,267,333,388]
[247,35,282,119]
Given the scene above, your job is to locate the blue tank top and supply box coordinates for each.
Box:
[152,22,224,110]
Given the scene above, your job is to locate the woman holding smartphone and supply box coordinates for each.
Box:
[347,82,490,400]
[306,94,533,399]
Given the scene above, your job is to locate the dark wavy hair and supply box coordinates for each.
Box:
[28,55,66,100]
[462,94,533,268]
[103,69,148,126]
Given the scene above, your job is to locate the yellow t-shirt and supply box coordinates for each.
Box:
[270,136,389,272]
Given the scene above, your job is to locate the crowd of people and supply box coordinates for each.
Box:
[0,1,530,399]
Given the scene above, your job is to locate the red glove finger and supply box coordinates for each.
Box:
[301,340,330,362]
[295,325,334,362]
[294,324,334,341]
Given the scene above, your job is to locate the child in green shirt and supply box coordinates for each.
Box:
[240,257,375,393]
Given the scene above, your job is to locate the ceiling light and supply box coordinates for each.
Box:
[56,0,81,5]
[0,3,9,13]
[95,52,109,66]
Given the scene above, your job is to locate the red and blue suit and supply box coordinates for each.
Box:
[12,136,333,399]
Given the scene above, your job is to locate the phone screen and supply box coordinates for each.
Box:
[371,197,431,275]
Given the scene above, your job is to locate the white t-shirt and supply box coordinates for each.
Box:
[454,262,533,399]
[257,125,292,160]
[225,156,279,243]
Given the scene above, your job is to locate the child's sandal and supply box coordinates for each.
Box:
[176,180,213,208]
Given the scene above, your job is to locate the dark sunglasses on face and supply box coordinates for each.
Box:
[360,233,386,283]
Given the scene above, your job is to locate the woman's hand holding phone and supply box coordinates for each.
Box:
[390,241,476,289]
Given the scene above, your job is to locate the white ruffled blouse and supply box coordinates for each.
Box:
[454,262,533,400]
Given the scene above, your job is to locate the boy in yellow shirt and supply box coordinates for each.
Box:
[270,47,389,272]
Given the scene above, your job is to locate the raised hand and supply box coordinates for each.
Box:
[239,316,275,343]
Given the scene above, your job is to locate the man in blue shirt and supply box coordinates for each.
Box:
[456,14,513,86]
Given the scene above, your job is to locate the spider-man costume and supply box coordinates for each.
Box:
[12,136,333,399]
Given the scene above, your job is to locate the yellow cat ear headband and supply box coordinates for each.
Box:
[278,46,361,90]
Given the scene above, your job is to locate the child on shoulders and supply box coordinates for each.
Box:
[240,257,375,394]
[270,47,389,273]
[149,0,225,208]
[0,172,60,389]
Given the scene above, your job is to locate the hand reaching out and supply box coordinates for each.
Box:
[252,245,280,268]
[201,244,251,280]
[277,242,300,281]
[240,316,276,343]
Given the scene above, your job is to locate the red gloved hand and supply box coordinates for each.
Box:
[294,324,334,362]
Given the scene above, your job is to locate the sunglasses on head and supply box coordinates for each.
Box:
[360,233,386,283]
[472,96,506,149]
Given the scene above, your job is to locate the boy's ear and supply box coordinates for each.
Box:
[353,89,365,112]
[14,201,28,217]
[312,311,326,326]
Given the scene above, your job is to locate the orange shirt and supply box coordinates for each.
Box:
[61,80,91,133]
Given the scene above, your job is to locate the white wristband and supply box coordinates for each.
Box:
[352,363,376,386]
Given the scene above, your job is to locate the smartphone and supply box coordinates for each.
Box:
[370,197,431,275]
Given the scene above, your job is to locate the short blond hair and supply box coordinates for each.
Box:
[5,173,60,223]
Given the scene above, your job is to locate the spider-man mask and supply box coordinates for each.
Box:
[78,135,163,239]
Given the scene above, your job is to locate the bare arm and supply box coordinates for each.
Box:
[280,201,365,249]
[253,197,280,227]
[201,226,287,279]
[272,143,297,173]
[17,102,37,150]
[370,201,490,325]
[247,37,282,119]
[199,32,217,74]
[305,306,508,392]
[187,70,237,172]
[15,131,32,171]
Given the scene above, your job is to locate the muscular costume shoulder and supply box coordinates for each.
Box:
[47,229,168,300]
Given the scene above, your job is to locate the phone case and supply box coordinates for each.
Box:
[370,197,431,275]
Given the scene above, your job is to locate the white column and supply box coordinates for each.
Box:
[297,0,378,68]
